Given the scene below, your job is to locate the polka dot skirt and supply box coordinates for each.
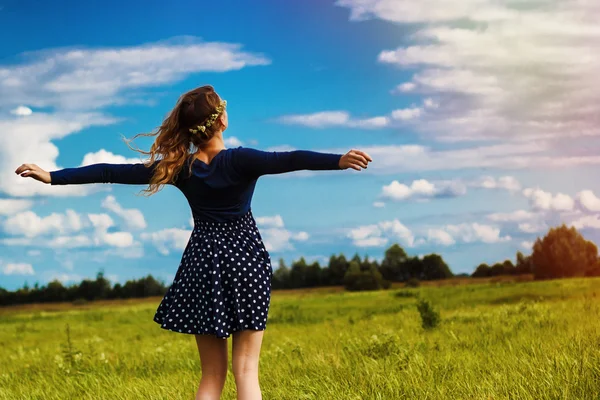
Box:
[153,210,273,339]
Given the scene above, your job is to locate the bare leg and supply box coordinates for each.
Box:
[195,334,228,400]
[232,330,265,400]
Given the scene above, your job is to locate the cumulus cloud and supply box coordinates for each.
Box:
[348,218,508,247]
[80,149,144,166]
[141,228,192,256]
[255,215,309,252]
[381,179,466,201]
[520,241,534,250]
[0,199,33,215]
[101,195,147,230]
[4,209,84,238]
[523,188,575,211]
[337,0,600,152]
[1,112,116,197]
[576,190,600,213]
[2,210,135,249]
[10,106,32,116]
[570,214,600,230]
[2,262,35,275]
[347,220,415,248]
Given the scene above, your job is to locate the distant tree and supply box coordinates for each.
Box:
[532,224,600,279]
[515,251,533,275]
[343,261,386,291]
[272,259,291,289]
[379,244,409,281]
[472,263,491,278]
[305,261,322,287]
[289,257,308,288]
[326,254,349,286]
[421,254,453,280]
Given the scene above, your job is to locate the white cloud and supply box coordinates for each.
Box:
[0,199,33,215]
[80,149,143,166]
[255,215,309,252]
[10,106,32,116]
[277,111,389,129]
[4,209,84,237]
[3,210,135,249]
[471,176,521,192]
[292,231,310,241]
[391,107,423,121]
[395,82,416,92]
[373,201,386,208]
[224,136,243,147]
[487,210,536,222]
[520,241,534,250]
[348,219,415,248]
[255,215,285,229]
[523,188,575,211]
[101,195,147,230]
[570,214,600,230]
[381,179,465,201]
[576,190,600,213]
[141,228,192,256]
[518,221,547,234]
[1,112,116,197]
[0,38,270,110]
[439,223,511,245]
[427,228,455,246]
[2,262,35,275]
[336,0,600,150]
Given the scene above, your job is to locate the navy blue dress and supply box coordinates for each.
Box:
[50,146,342,338]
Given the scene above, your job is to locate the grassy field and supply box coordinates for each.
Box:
[1,277,599,400]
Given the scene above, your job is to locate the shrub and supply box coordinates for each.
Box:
[417,299,440,330]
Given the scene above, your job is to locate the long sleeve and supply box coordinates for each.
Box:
[231,147,342,179]
[50,161,161,185]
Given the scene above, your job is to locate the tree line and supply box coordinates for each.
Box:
[1,223,599,306]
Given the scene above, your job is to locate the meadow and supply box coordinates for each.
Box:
[1,277,599,400]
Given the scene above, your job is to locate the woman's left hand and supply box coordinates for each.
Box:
[15,163,51,184]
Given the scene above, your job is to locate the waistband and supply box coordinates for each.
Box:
[192,210,256,231]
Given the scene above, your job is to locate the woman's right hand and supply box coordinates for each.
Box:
[339,149,372,171]
[15,163,51,184]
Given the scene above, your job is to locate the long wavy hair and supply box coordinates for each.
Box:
[125,85,225,196]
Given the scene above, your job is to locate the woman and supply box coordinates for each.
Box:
[15,85,372,400]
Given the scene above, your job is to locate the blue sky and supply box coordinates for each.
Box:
[2,0,600,290]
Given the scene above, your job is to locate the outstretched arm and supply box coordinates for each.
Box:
[15,161,160,185]
[232,148,372,178]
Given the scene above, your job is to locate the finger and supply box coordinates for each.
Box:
[349,156,368,168]
[350,164,361,171]
[349,153,368,166]
[15,164,33,174]
[354,150,373,162]
[350,161,366,170]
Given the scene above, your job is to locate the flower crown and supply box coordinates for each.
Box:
[189,100,227,135]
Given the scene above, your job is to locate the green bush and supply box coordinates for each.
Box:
[417,299,440,330]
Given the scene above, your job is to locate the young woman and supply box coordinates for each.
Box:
[15,85,372,400]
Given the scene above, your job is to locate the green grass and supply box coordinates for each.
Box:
[1,278,600,399]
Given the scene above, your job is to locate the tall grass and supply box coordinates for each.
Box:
[0,277,599,399]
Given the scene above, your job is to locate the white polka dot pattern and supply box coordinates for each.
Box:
[153,210,273,339]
